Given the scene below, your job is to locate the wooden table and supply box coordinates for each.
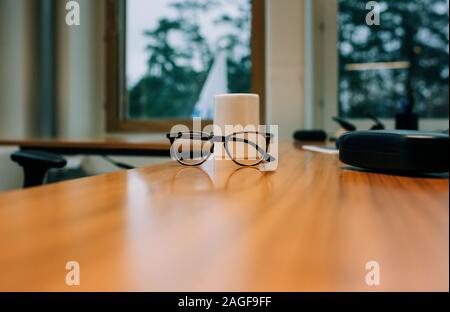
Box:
[0,142,448,291]
[0,138,171,156]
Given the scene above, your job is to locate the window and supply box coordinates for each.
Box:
[106,0,265,132]
[338,0,449,119]
[311,0,449,132]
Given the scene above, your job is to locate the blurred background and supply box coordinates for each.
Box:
[0,0,449,191]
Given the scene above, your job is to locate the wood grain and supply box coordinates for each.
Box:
[0,143,447,291]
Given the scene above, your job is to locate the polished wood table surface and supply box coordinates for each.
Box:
[0,138,170,156]
[0,143,448,291]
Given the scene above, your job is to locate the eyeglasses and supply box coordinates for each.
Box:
[166,131,275,167]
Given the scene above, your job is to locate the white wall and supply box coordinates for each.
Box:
[56,0,105,139]
[0,147,23,191]
[0,0,36,138]
[0,0,36,191]
[266,0,306,139]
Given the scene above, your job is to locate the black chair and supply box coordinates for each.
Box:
[11,150,67,188]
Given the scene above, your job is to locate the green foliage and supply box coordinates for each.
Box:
[128,0,252,119]
[339,0,449,118]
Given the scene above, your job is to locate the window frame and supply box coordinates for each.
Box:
[105,0,266,133]
[308,0,449,133]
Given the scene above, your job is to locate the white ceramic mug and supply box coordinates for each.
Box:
[214,94,260,135]
[213,94,260,160]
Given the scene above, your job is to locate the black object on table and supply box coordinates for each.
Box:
[11,150,67,188]
[293,130,328,142]
[338,130,449,174]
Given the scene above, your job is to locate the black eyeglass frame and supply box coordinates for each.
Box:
[166,131,275,167]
